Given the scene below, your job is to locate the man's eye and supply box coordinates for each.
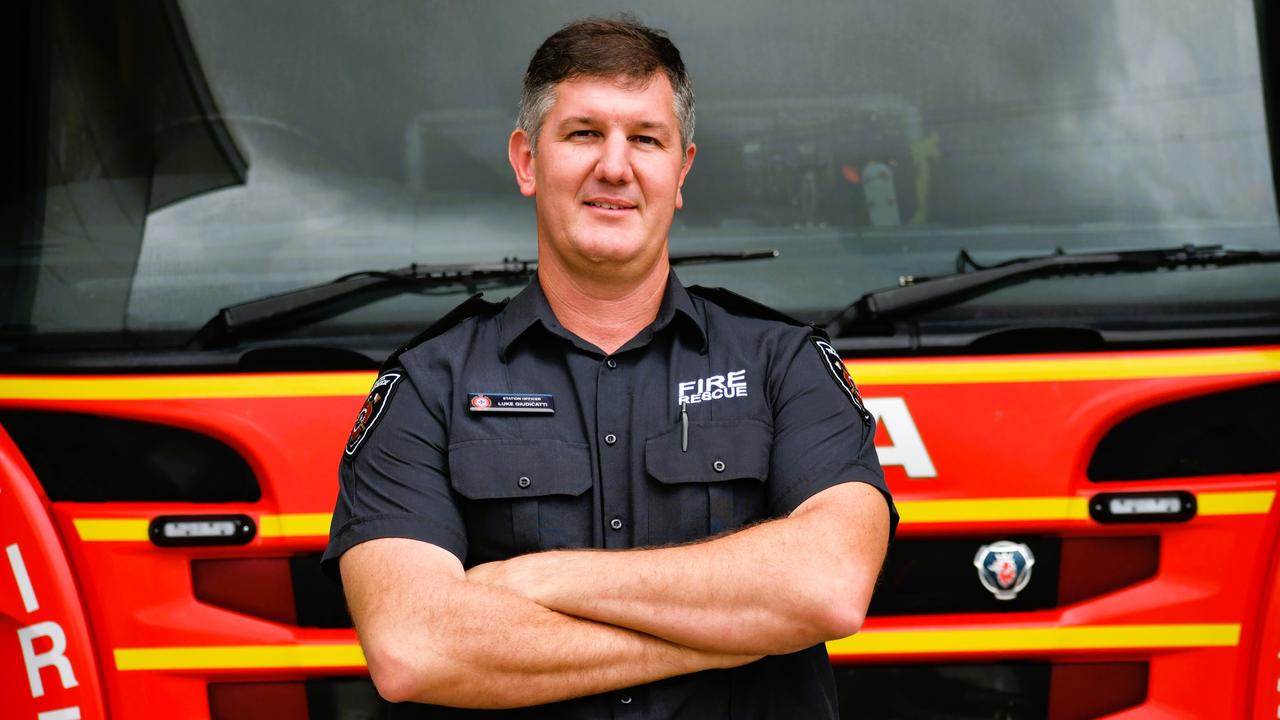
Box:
[632,135,660,146]
[569,130,597,139]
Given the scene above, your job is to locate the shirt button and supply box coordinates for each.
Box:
[620,695,632,704]
[604,433,618,445]
[713,459,726,473]
[610,517,624,531]
[517,476,531,488]
[606,358,618,369]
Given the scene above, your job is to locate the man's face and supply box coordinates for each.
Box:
[509,74,696,278]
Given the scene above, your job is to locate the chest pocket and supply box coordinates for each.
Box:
[645,419,772,545]
[449,439,592,565]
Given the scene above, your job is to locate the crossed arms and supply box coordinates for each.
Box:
[340,480,889,708]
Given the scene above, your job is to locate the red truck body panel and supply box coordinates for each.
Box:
[2,346,1277,717]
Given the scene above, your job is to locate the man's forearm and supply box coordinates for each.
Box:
[468,482,889,656]
[384,578,753,707]
[342,539,757,709]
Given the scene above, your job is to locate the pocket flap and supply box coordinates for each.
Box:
[645,419,771,484]
[449,439,592,499]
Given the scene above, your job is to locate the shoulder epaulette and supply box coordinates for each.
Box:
[380,293,506,371]
[686,285,829,338]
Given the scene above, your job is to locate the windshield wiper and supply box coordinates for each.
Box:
[825,244,1280,336]
[190,249,778,348]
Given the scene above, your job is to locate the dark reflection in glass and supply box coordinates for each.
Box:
[2,0,245,342]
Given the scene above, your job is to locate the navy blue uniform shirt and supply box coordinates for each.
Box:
[323,273,897,719]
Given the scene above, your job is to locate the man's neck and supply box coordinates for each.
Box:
[538,257,670,356]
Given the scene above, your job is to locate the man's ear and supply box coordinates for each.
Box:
[508,128,537,197]
[675,142,696,210]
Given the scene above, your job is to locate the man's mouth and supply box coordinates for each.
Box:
[584,200,636,211]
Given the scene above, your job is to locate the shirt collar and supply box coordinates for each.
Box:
[498,271,707,360]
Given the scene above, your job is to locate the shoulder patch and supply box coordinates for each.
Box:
[345,370,403,457]
[810,336,873,427]
[686,285,809,327]
[380,293,505,371]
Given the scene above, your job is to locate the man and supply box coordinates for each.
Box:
[323,17,897,718]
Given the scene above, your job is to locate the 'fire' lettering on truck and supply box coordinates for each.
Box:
[865,397,937,478]
[6,544,81,718]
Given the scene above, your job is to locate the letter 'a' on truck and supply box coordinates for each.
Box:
[3,1,1280,717]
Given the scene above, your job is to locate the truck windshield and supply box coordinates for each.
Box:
[5,0,1277,351]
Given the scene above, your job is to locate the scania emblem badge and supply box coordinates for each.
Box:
[974,541,1035,600]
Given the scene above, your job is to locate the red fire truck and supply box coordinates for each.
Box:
[4,1,1280,717]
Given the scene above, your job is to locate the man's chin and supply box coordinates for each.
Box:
[569,238,653,266]
[561,246,667,282]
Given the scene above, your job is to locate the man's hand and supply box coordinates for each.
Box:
[465,481,889,656]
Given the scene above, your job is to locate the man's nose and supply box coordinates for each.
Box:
[594,134,634,184]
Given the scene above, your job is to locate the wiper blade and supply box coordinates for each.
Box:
[664,248,778,266]
[190,249,778,348]
[826,244,1280,336]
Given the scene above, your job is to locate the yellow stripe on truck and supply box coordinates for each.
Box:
[2,347,1279,402]
[895,491,1274,524]
[826,623,1240,656]
[74,513,332,542]
[115,644,366,671]
[71,492,1273,542]
[258,513,333,537]
[1197,490,1275,516]
[72,518,151,541]
[849,348,1280,385]
[896,497,1092,523]
[111,623,1240,671]
[0,373,374,400]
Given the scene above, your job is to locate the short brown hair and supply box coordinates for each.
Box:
[518,16,695,155]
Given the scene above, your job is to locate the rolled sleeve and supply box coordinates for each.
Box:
[321,368,465,583]
[767,331,899,539]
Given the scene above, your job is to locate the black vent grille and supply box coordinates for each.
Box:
[870,537,1060,616]
[870,536,1158,616]
[834,662,1147,720]
[210,663,1149,720]
[1089,382,1280,481]
[209,678,383,720]
[0,410,259,502]
[192,554,351,629]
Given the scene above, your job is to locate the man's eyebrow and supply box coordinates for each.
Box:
[634,120,672,133]
[558,116,598,128]
[555,116,673,134]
